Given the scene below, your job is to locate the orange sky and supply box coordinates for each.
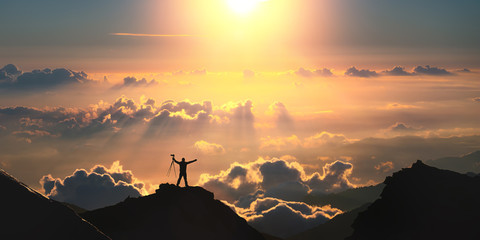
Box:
[1,0,480,217]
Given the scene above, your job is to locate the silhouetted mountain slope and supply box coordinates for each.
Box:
[262,232,284,240]
[62,202,87,214]
[304,184,384,211]
[288,203,370,240]
[81,183,266,240]
[348,160,480,240]
[0,169,110,240]
[427,150,480,174]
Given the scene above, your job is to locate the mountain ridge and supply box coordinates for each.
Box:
[0,168,110,239]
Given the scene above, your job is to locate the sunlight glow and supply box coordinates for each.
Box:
[227,0,267,15]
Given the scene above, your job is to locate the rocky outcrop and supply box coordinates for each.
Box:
[348,160,480,240]
[81,183,265,240]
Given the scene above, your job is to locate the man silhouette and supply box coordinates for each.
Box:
[171,154,197,187]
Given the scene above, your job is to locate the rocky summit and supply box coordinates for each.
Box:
[81,183,266,240]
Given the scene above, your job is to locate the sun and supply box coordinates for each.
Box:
[227,0,266,15]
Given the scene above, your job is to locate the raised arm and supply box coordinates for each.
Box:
[172,155,180,164]
[187,159,197,164]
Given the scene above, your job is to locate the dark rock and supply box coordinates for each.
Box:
[82,183,265,240]
[347,160,480,240]
[0,169,110,240]
[303,184,384,211]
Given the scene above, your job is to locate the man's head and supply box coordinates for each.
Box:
[182,158,185,162]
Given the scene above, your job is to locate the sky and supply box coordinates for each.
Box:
[1,0,480,237]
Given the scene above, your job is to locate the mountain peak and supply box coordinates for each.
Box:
[348,161,480,240]
[412,159,425,167]
[155,183,214,199]
[82,183,266,240]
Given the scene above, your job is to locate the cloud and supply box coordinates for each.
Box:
[383,66,412,76]
[268,102,294,131]
[194,140,225,155]
[457,68,471,73]
[243,69,255,78]
[345,67,378,78]
[0,64,92,90]
[388,122,419,132]
[380,103,420,110]
[306,161,355,194]
[413,65,452,76]
[473,97,480,102]
[295,68,333,78]
[0,97,257,140]
[0,64,22,83]
[199,157,356,203]
[172,69,207,76]
[113,76,157,88]
[110,33,196,37]
[229,197,342,238]
[40,161,147,210]
[191,69,207,75]
[259,135,302,150]
[303,132,354,148]
[374,161,394,173]
[259,132,355,150]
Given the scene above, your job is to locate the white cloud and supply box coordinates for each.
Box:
[194,140,225,155]
[40,161,147,210]
[227,197,342,238]
[199,157,356,203]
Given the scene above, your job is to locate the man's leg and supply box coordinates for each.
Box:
[176,174,182,186]
[184,173,188,187]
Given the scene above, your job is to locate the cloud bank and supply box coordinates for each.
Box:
[413,65,452,76]
[199,157,350,237]
[199,157,355,203]
[227,198,342,238]
[345,67,378,78]
[40,161,147,210]
[0,64,92,90]
[113,76,157,88]
[0,96,256,141]
[295,68,333,78]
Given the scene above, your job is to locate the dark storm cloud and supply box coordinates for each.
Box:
[40,161,146,210]
[0,64,92,90]
[383,66,412,76]
[345,67,378,78]
[472,97,480,102]
[413,65,452,76]
[112,76,157,88]
[295,68,333,78]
